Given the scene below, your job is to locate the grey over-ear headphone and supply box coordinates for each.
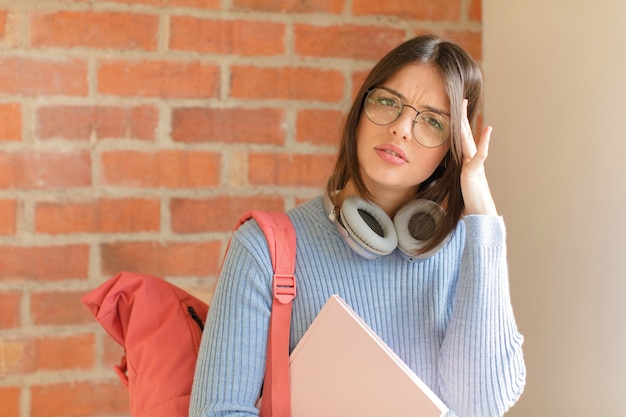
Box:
[324,194,449,260]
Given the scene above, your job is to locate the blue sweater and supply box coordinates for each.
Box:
[190,196,526,417]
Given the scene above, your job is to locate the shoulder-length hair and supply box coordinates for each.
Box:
[326,34,484,255]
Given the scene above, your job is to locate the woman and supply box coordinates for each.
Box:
[190,34,526,417]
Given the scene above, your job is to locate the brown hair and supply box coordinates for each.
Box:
[326,34,484,254]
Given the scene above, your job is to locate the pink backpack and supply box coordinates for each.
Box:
[82,211,296,417]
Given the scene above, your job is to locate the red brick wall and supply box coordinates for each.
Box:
[0,1,482,416]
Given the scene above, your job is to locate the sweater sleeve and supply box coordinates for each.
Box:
[437,215,526,417]
[189,223,273,417]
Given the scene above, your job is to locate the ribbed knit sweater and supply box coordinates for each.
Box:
[189,196,526,417]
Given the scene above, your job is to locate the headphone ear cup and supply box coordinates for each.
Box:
[394,199,448,259]
[339,196,398,258]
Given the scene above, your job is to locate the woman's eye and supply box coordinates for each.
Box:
[422,114,445,131]
[377,97,399,107]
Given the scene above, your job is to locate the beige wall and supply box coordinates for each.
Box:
[484,1,626,415]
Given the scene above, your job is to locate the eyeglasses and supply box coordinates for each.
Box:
[364,88,451,148]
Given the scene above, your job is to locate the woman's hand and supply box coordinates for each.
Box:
[459,99,498,216]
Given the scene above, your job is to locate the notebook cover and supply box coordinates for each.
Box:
[289,294,449,417]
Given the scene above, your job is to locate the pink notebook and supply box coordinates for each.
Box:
[288,295,449,417]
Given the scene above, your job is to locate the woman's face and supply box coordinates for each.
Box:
[356,63,451,203]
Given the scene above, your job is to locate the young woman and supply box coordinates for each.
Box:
[190,34,526,417]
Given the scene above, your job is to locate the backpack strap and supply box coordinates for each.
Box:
[237,210,296,417]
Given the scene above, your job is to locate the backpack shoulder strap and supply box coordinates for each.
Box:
[237,210,296,417]
[237,211,297,304]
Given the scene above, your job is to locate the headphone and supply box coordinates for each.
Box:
[324,193,450,260]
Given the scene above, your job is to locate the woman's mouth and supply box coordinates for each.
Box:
[375,144,408,165]
[383,149,402,158]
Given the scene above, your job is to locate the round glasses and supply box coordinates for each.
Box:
[364,88,451,148]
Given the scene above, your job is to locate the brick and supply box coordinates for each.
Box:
[0,10,7,38]
[248,153,335,187]
[352,0,461,21]
[35,334,95,370]
[226,151,248,187]
[0,150,91,189]
[35,198,160,235]
[31,11,158,50]
[296,109,344,146]
[103,334,125,367]
[182,283,213,304]
[295,24,404,60]
[351,69,370,99]
[231,66,344,102]
[0,199,16,235]
[0,387,20,417]
[0,245,89,281]
[31,291,94,325]
[171,107,285,144]
[171,0,220,6]
[37,105,157,140]
[233,0,343,13]
[438,30,482,61]
[0,337,35,376]
[171,196,285,233]
[1,334,93,375]
[31,381,128,417]
[0,11,19,49]
[101,241,222,277]
[0,291,21,329]
[101,150,220,188]
[0,103,21,141]
[170,17,285,56]
[1,334,96,373]
[74,0,219,7]
[469,0,482,22]
[98,60,219,98]
[0,56,87,96]
[295,196,313,206]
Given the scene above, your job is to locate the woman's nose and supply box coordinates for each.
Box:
[389,109,414,140]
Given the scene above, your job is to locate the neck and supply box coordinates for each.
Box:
[371,191,416,217]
